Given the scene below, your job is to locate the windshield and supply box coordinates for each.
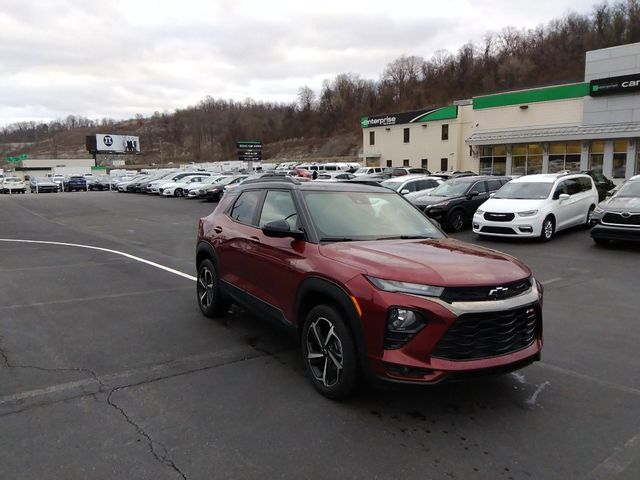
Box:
[429,180,472,197]
[494,182,553,199]
[217,176,240,186]
[381,180,403,191]
[354,168,369,174]
[616,181,640,198]
[303,191,443,241]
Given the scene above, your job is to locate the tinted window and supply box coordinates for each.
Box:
[486,179,504,191]
[230,190,262,225]
[403,181,417,192]
[259,191,298,230]
[416,180,437,190]
[580,177,593,190]
[553,181,569,199]
[470,181,489,194]
[565,179,582,195]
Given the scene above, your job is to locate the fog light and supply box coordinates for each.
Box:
[519,226,533,233]
[385,308,427,349]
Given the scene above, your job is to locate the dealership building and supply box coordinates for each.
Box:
[361,42,640,180]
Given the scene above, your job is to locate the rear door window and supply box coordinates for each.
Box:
[230,190,263,225]
[486,179,503,191]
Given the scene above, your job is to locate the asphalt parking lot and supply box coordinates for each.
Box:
[1,192,639,480]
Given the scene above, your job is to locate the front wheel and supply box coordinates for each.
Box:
[447,210,465,232]
[540,216,555,242]
[301,305,358,400]
[175,188,183,197]
[196,259,230,318]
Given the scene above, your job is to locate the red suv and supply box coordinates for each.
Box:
[196,179,543,398]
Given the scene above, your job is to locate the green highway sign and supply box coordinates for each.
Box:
[4,154,27,163]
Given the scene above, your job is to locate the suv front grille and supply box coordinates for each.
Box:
[432,304,540,360]
[484,212,515,222]
[440,278,531,303]
[602,212,640,226]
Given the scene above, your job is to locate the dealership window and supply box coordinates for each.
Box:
[589,141,604,172]
[440,158,448,171]
[548,142,581,173]
[479,145,507,175]
[403,128,410,143]
[612,140,628,178]
[441,124,449,141]
[421,158,428,169]
[386,160,392,167]
[403,159,410,167]
[512,144,543,176]
[369,131,375,146]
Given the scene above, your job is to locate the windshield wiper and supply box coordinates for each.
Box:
[319,237,355,243]
[376,235,434,240]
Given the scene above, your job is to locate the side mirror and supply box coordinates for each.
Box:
[489,192,495,197]
[262,220,304,240]
[401,189,410,195]
[559,193,570,201]
[467,191,479,198]
[606,190,613,198]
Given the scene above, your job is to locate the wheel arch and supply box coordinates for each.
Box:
[196,241,219,271]
[295,276,369,373]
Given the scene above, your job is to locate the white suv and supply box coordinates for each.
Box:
[473,173,599,241]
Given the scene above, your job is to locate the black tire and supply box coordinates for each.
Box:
[175,188,183,197]
[584,205,596,228]
[540,216,555,242]
[447,209,465,232]
[301,304,358,400]
[196,259,231,318]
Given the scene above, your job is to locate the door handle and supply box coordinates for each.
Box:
[214,226,223,233]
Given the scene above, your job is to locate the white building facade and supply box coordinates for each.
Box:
[361,42,640,180]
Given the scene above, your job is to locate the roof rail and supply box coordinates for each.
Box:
[241,176,301,186]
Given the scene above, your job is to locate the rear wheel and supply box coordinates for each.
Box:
[584,205,596,227]
[196,259,231,318]
[447,209,465,232]
[540,216,555,242]
[301,305,357,400]
[175,188,183,197]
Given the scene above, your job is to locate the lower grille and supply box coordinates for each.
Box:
[484,212,515,222]
[480,226,516,234]
[432,304,540,360]
[602,212,640,226]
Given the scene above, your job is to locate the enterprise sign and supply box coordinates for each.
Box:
[590,73,640,97]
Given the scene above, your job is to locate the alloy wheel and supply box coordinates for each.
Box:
[543,219,554,239]
[306,317,344,388]
[197,266,214,308]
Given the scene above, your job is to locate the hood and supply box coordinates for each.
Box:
[404,188,436,201]
[599,196,640,213]
[478,198,547,213]
[413,194,463,207]
[319,238,530,287]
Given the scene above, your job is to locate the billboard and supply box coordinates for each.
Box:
[87,134,140,153]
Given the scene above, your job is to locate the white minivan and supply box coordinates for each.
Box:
[473,173,599,241]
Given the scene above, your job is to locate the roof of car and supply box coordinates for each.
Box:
[511,173,588,183]
[236,178,389,194]
[382,174,436,182]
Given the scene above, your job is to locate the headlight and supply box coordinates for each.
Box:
[517,210,538,217]
[594,206,605,214]
[367,276,444,297]
[475,209,484,215]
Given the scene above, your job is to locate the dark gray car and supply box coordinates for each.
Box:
[590,177,640,244]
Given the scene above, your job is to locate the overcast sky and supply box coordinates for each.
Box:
[0,0,594,126]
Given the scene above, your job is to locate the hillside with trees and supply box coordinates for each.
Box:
[1,0,639,167]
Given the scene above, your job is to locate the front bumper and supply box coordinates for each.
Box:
[591,223,640,242]
[347,275,544,384]
[472,213,542,237]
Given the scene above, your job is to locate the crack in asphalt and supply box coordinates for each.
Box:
[106,388,188,480]
[0,336,280,479]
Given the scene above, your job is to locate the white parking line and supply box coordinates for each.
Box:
[541,277,563,285]
[586,431,640,479]
[0,239,196,282]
